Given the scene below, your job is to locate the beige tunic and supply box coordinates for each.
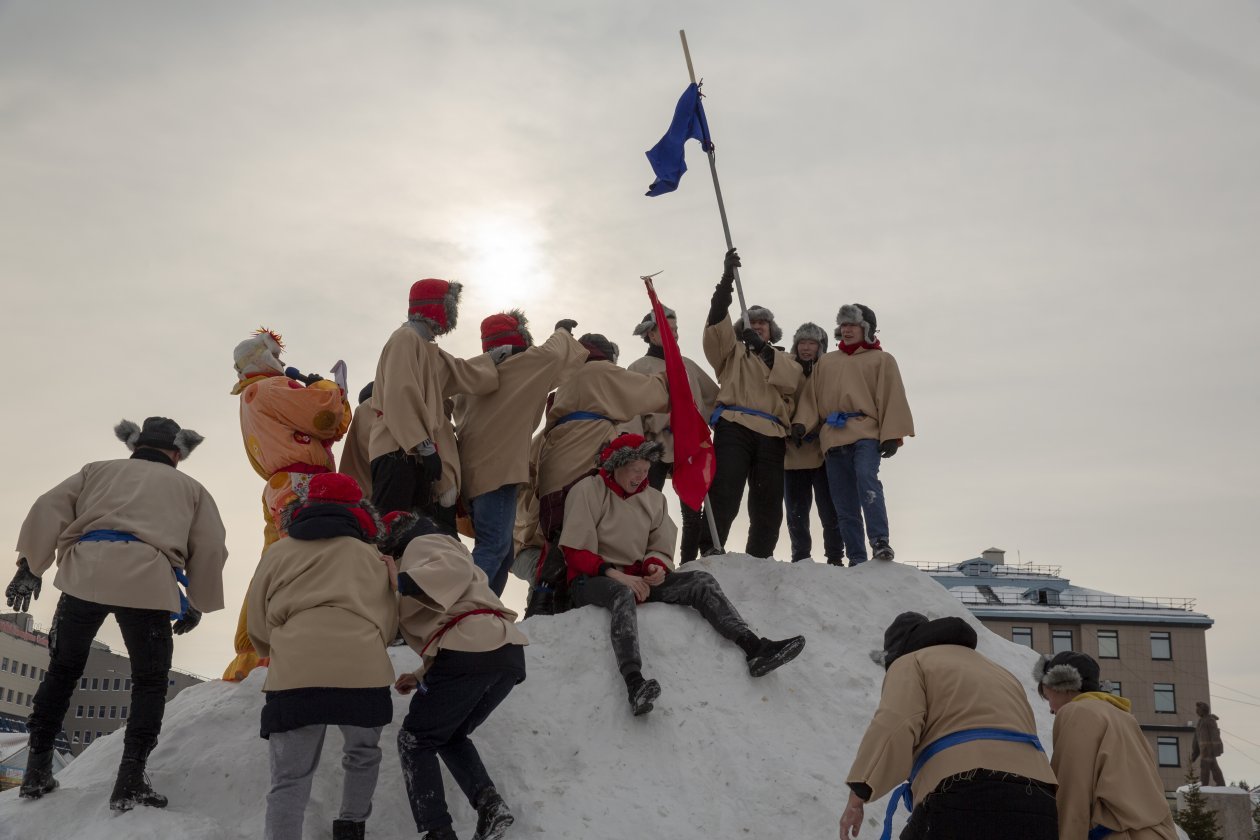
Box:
[793,347,914,451]
[1052,694,1178,840]
[536,361,669,498]
[247,535,398,691]
[16,458,228,614]
[847,645,1056,805]
[702,318,802,438]
[784,434,825,471]
[559,475,677,569]
[339,396,378,496]
[369,324,500,497]
[454,329,588,501]
[624,352,719,463]
[396,534,529,676]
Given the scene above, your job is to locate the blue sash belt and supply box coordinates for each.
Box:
[553,411,612,428]
[825,411,866,428]
[1088,827,1113,840]
[709,403,786,429]
[78,530,190,620]
[879,728,1045,840]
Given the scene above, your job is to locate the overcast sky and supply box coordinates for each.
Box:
[3,0,1259,780]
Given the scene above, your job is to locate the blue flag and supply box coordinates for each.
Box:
[644,83,713,197]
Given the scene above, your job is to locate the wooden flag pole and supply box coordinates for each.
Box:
[679,29,750,332]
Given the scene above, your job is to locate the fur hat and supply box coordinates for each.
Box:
[1033,651,1103,696]
[115,417,204,460]
[633,306,677,343]
[408,278,462,335]
[836,303,877,344]
[578,333,620,364]
[598,433,664,472]
[481,309,534,352]
[278,473,381,539]
[233,328,285,378]
[377,510,445,558]
[791,322,828,357]
[744,305,783,344]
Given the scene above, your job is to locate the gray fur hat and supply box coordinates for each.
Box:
[791,322,828,357]
[836,303,877,344]
[633,306,677,343]
[744,305,783,344]
[598,433,664,472]
[578,333,620,364]
[1033,651,1104,696]
[114,417,204,460]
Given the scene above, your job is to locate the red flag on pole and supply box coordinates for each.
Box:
[642,275,715,510]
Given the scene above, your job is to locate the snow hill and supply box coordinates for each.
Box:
[0,558,1059,840]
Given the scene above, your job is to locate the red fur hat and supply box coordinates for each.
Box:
[408,278,462,335]
[480,309,534,352]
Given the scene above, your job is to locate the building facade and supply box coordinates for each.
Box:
[917,548,1213,800]
[0,612,204,758]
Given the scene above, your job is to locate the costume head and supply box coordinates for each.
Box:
[578,333,620,364]
[633,306,677,344]
[480,309,534,352]
[279,472,381,540]
[1033,650,1102,697]
[744,305,783,343]
[598,432,664,472]
[836,303,877,344]
[408,278,462,335]
[791,322,828,359]
[233,328,285,378]
[114,417,204,460]
[879,611,978,671]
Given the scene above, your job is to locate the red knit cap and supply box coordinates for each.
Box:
[408,278,459,333]
[306,473,363,505]
[480,310,532,352]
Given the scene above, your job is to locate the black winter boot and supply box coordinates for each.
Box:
[747,635,806,678]
[109,755,168,811]
[333,819,366,840]
[18,748,59,799]
[625,673,661,716]
[871,539,895,561]
[472,786,514,840]
[422,827,459,840]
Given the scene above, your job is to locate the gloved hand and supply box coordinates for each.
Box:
[488,345,514,365]
[879,440,900,459]
[412,440,443,483]
[741,327,766,352]
[555,318,578,334]
[722,247,741,281]
[790,424,806,448]
[172,606,202,635]
[707,248,740,326]
[5,558,41,612]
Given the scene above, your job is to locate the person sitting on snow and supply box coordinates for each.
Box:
[561,433,806,716]
[1034,651,1177,840]
[8,416,228,811]
[840,611,1056,840]
[247,473,399,840]
[379,512,528,840]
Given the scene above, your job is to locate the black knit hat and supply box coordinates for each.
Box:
[1033,651,1102,696]
[114,417,204,459]
[881,611,978,670]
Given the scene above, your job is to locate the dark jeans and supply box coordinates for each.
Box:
[698,419,786,558]
[648,459,705,564]
[900,770,1058,840]
[29,593,173,757]
[824,439,888,564]
[570,570,751,676]
[370,449,457,534]
[398,667,519,832]
[783,466,845,563]
[468,483,519,596]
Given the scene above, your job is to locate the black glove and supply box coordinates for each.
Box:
[722,247,741,280]
[741,327,766,352]
[790,424,806,448]
[172,606,202,635]
[421,451,442,483]
[555,318,578,334]
[879,440,900,459]
[707,248,740,326]
[5,558,41,613]
[305,373,324,383]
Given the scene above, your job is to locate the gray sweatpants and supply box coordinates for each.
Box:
[266,724,383,840]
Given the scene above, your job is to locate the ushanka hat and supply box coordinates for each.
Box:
[408,278,462,335]
[598,433,664,471]
[1033,651,1103,697]
[578,332,620,364]
[744,304,783,343]
[791,322,828,356]
[115,417,204,459]
[481,309,534,352]
[836,303,878,344]
[633,306,677,343]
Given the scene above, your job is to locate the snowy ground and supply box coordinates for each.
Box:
[0,558,1061,840]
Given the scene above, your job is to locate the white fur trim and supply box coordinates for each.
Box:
[1041,663,1083,693]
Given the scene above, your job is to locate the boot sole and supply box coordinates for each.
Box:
[749,636,806,678]
[630,680,662,716]
[473,811,515,840]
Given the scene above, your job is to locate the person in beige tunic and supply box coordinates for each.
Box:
[793,303,913,564]
[338,381,378,497]
[369,277,507,534]
[626,305,719,564]
[247,472,397,840]
[453,310,586,595]
[562,434,806,716]
[378,515,528,840]
[527,332,669,616]
[8,417,227,811]
[1034,651,1178,840]
[699,248,803,559]
[840,612,1057,840]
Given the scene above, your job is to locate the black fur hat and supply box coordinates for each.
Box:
[114,417,204,460]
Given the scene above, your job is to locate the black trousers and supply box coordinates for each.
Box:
[570,570,752,676]
[783,465,845,563]
[28,593,173,756]
[698,420,786,558]
[370,449,457,534]
[648,459,705,564]
[900,770,1058,840]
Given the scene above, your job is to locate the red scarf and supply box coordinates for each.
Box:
[600,469,648,499]
[838,340,882,356]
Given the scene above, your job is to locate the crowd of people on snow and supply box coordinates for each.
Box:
[3,247,1185,840]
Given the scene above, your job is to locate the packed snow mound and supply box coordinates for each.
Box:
[0,558,1057,840]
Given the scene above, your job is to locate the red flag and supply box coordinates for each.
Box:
[642,275,715,510]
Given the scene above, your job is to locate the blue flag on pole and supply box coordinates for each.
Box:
[644,83,713,197]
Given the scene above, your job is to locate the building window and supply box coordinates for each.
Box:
[124,678,132,691]
[1108,681,1123,697]
[1151,632,1172,660]
[96,731,103,739]
[1051,629,1073,654]
[80,677,88,690]
[5,689,12,702]
[83,732,92,744]
[1154,683,1176,713]
[72,731,81,744]
[38,669,46,682]
[1,657,8,671]
[87,706,95,718]
[91,678,99,690]
[76,705,84,718]
[113,678,121,691]
[26,695,31,707]
[98,705,106,718]
[1157,737,1180,767]
[109,706,118,719]
[20,663,28,677]
[121,706,128,718]
[1011,627,1033,648]
[1097,630,1119,659]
